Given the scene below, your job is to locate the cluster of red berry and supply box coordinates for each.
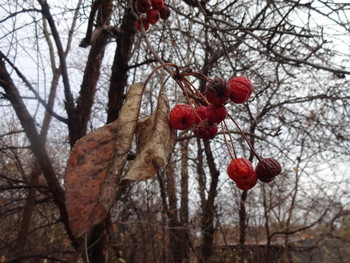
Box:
[169,76,253,139]
[168,74,281,191]
[134,0,171,32]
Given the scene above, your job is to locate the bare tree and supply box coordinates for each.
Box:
[1,1,350,262]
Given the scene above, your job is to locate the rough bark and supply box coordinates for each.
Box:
[14,162,41,252]
[196,139,206,210]
[165,159,183,263]
[107,7,136,123]
[200,140,220,263]
[75,0,113,141]
[179,138,190,262]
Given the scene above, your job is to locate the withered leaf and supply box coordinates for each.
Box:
[123,93,177,182]
[64,83,143,237]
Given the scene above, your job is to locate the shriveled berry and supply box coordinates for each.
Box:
[135,17,150,32]
[194,105,207,124]
[159,5,171,20]
[206,104,227,123]
[255,158,281,183]
[136,0,152,13]
[151,0,164,10]
[169,104,196,130]
[228,76,254,104]
[193,119,218,140]
[146,9,160,24]
[227,158,257,190]
[205,77,231,105]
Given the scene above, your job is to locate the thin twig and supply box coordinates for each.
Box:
[0,51,68,123]
[84,234,90,263]
[227,113,261,161]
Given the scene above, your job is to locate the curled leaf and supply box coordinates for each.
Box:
[123,93,177,182]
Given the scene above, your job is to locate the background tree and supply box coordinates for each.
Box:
[1,0,350,262]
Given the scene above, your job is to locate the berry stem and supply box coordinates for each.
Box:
[222,120,237,159]
[227,114,262,162]
[176,79,195,107]
[181,77,210,105]
[221,121,236,160]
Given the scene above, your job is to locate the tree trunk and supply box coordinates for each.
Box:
[180,138,190,262]
[165,159,183,263]
[15,162,40,252]
[200,140,220,263]
[107,8,136,123]
[76,0,113,141]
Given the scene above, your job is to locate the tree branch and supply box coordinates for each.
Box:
[0,51,68,123]
[0,56,79,248]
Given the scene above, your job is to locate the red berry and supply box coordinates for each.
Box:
[228,76,254,104]
[235,179,257,191]
[193,119,218,139]
[227,158,257,190]
[151,0,164,10]
[255,158,281,183]
[159,6,171,20]
[206,104,227,123]
[205,77,231,105]
[136,0,152,13]
[146,9,160,24]
[194,105,207,124]
[135,18,150,32]
[169,104,196,130]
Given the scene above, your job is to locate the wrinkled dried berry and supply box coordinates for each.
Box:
[136,0,152,13]
[159,5,171,20]
[205,77,231,105]
[151,0,164,10]
[194,105,207,124]
[228,76,254,104]
[206,104,227,123]
[255,158,281,183]
[147,9,160,24]
[227,158,257,190]
[169,104,196,130]
[193,119,218,139]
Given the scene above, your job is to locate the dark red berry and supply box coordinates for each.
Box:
[194,105,207,124]
[228,76,254,104]
[146,9,160,24]
[159,6,171,20]
[136,0,152,13]
[255,158,281,183]
[206,104,227,123]
[193,119,218,139]
[151,0,164,10]
[169,104,196,130]
[227,158,257,190]
[135,17,150,32]
[205,77,231,105]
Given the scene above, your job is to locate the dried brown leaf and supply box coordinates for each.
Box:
[64,83,143,237]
